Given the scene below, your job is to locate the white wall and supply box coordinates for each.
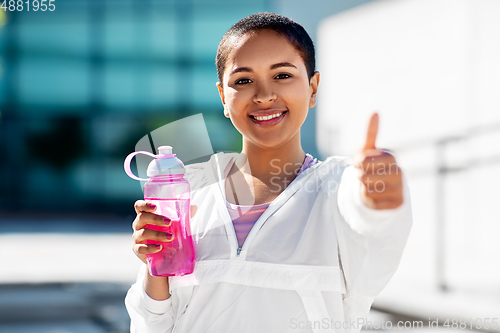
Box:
[317,0,500,319]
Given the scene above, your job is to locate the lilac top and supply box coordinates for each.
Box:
[225,154,318,248]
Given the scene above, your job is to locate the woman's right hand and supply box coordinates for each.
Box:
[132,200,174,264]
[132,200,197,301]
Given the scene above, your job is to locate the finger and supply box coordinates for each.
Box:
[360,189,404,210]
[361,149,393,159]
[133,228,174,244]
[359,173,402,190]
[358,162,400,178]
[356,154,398,175]
[190,204,198,218]
[354,149,394,168]
[132,212,171,231]
[134,200,157,214]
[133,243,162,256]
[372,198,404,210]
[363,112,379,151]
[362,183,403,200]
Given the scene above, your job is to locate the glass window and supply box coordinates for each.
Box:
[18,11,89,57]
[150,9,176,62]
[150,65,177,109]
[104,6,135,58]
[18,55,90,109]
[104,61,136,109]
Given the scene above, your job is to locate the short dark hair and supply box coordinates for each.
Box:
[216,12,316,85]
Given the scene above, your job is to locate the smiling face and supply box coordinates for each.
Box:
[217,29,319,152]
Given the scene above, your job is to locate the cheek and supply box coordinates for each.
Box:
[281,83,310,108]
[225,90,249,111]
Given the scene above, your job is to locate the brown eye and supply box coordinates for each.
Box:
[275,73,292,80]
[235,78,252,85]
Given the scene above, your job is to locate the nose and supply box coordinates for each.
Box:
[253,82,277,104]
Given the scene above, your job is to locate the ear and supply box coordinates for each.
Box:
[308,71,320,108]
[216,82,230,118]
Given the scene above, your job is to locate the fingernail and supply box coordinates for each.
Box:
[155,244,161,250]
[149,203,156,209]
[164,218,171,224]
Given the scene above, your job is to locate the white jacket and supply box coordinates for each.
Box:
[125,153,412,333]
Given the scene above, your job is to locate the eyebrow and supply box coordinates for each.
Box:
[271,62,297,70]
[229,62,297,76]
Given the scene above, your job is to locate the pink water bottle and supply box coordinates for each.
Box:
[124,146,195,276]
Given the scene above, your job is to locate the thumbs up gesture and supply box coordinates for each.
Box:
[355,113,403,210]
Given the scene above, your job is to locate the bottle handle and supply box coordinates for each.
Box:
[124,151,157,181]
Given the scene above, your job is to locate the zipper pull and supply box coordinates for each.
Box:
[237,247,242,256]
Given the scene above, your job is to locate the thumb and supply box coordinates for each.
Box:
[363,112,379,151]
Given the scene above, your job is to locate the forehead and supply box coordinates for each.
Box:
[225,30,305,73]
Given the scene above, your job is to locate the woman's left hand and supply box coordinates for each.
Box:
[355,113,404,210]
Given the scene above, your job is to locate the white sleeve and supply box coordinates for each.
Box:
[124,264,175,333]
[335,164,413,323]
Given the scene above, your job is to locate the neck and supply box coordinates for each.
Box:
[237,132,306,183]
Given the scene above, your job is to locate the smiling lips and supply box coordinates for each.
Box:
[252,112,284,121]
[249,110,287,127]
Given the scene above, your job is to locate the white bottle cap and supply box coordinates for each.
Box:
[158,146,173,155]
[146,146,185,176]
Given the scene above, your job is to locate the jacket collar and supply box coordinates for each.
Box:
[206,152,325,259]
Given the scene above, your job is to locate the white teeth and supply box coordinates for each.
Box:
[254,112,283,121]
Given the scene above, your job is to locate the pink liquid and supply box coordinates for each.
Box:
[144,198,195,276]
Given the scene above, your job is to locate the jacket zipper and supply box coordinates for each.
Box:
[217,154,311,259]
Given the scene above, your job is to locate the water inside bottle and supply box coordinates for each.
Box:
[144,198,195,276]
